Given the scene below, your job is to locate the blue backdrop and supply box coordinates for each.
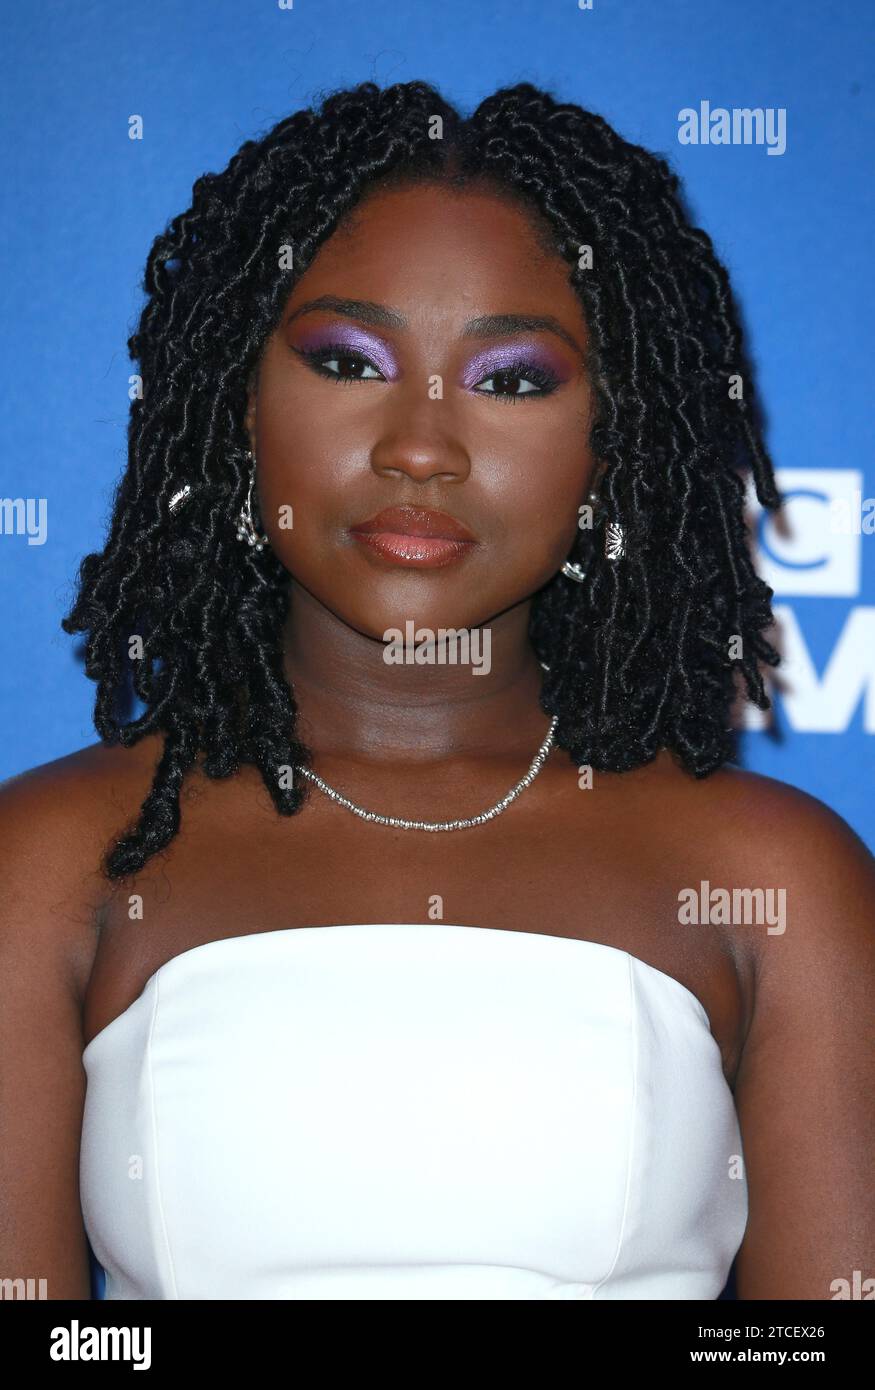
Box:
[1,0,871,852]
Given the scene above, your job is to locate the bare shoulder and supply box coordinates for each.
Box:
[615,751,874,906]
[622,744,868,834]
[630,758,874,1076]
[0,731,166,850]
[0,730,166,816]
[685,761,872,928]
[0,733,166,992]
[688,761,875,1004]
[595,749,875,982]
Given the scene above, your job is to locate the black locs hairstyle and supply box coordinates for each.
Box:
[63,79,781,881]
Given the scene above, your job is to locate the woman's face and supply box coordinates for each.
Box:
[246,182,597,640]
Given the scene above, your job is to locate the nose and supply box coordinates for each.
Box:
[369,388,472,485]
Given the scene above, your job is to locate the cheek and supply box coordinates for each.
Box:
[256,467,352,572]
[254,391,361,531]
[480,428,593,554]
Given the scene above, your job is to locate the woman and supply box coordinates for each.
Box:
[1,80,872,1301]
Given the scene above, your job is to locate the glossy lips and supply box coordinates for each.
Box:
[348,506,477,569]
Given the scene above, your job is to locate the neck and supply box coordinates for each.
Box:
[281,583,548,762]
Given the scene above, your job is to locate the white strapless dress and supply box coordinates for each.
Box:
[79,923,748,1300]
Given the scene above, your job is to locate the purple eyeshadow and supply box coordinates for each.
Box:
[459,343,572,389]
[295,324,400,379]
[295,322,573,391]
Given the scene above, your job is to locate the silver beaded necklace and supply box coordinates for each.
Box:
[295,707,559,832]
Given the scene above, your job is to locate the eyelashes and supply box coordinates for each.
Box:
[295,344,384,386]
[471,358,561,402]
[293,343,561,403]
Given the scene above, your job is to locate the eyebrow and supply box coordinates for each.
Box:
[285,295,583,355]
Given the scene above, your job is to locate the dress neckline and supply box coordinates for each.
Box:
[81,922,713,1062]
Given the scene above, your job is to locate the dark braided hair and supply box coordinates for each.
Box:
[62,79,781,881]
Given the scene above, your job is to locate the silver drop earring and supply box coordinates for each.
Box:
[560,558,589,583]
[560,487,624,581]
[236,449,269,551]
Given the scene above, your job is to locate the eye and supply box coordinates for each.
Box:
[472,360,560,402]
[295,344,384,384]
